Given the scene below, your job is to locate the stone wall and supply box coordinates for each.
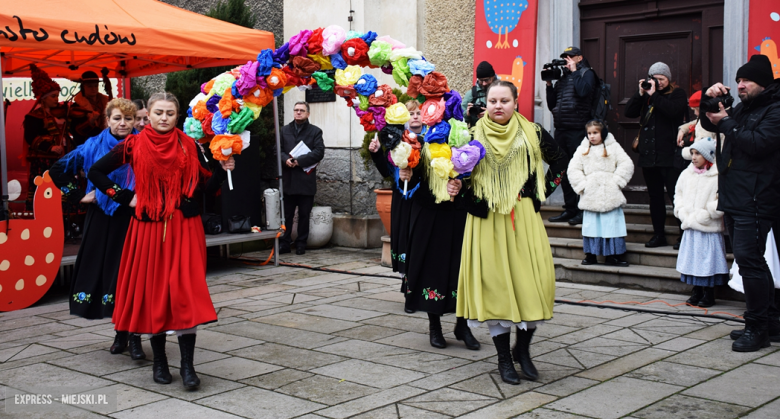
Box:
[423,0,476,94]
[315,149,388,216]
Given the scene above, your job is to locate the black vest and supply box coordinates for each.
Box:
[552,68,594,130]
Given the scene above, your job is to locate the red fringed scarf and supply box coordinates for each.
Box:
[125,126,201,221]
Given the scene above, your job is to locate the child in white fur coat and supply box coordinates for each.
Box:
[567,120,634,266]
[674,137,728,308]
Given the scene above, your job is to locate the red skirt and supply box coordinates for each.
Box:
[112,210,217,334]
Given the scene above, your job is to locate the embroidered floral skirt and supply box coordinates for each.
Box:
[390,188,414,274]
[70,204,131,319]
[402,199,467,315]
[112,210,217,334]
[457,198,556,324]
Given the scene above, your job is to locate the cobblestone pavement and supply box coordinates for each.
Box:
[1,247,778,418]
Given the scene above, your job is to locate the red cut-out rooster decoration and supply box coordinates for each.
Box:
[0,171,64,311]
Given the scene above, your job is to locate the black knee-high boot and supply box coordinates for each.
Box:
[428,313,446,348]
[178,334,201,390]
[454,317,480,350]
[110,331,128,354]
[512,327,538,380]
[492,332,520,385]
[150,334,172,384]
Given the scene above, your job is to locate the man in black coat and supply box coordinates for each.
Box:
[279,101,325,255]
[546,46,598,225]
[625,62,688,248]
[701,54,780,352]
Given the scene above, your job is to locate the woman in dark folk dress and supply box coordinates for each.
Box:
[50,98,146,360]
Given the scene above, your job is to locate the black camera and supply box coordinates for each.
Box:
[469,102,485,117]
[541,59,568,81]
[641,75,657,91]
[700,92,734,113]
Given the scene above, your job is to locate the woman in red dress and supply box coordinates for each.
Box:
[89,92,234,390]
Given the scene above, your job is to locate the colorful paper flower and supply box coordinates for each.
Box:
[192,100,209,121]
[244,85,273,107]
[368,84,397,107]
[421,98,445,126]
[308,53,333,70]
[206,94,221,113]
[380,124,405,149]
[266,67,287,90]
[407,148,421,168]
[375,35,406,49]
[390,141,413,169]
[447,118,470,148]
[406,75,424,98]
[419,71,449,99]
[389,47,423,62]
[282,66,305,86]
[308,27,324,55]
[290,56,320,77]
[184,117,204,140]
[408,59,435,76]
[272,42,290,64]
[431,155,455,179]
[322,25,347,56]
[334,85,357,99]
[335,65,362,86]
[256,49,274,76]
[368,40,393,67]
[425,120,451,143]
[357,94,369,110]
[341,38,370,66]
[209,134,243,161]
[218,88,241,118]
[207,73,236,99]
[354,74,378,96]
[402,130,422,150]
[228,107,255,134]
[211,111,230,135]
[443,90,464,121]
[201,80,213,95]
[361,31,378,45]
[451,142,484,175]
[235,61,258,96]
[359,112,376,132]
[346,30,364,40]
[312,71,335,92]
[201,113,214,136]
[369,106,387,131]
[289,29,312,56]
[385,103,411,125]
[392,58,412,87]
[381,63,394,75]
[329,52,348,70]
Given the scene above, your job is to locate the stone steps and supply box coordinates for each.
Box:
[544,220,681,243]
[541,205,679,227]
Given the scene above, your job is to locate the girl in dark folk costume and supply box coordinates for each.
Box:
[368,101,424,296]
[89,92,233,390]
[50,98,146,360]
[394,104,480,351]
[457,81,567,384]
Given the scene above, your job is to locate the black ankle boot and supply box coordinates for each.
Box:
[731,319,780,342]
[454,318,480,350]
[581,253,597,265]
[128,334,147,360]
[686,286,704,306]
[150,334,172,384]
[732,321,770,352]
[512,327,538,381]
[492,333,520,385]
[178,334,201,390]
[428,313,446,348]
[697,287,716,308]
[110,331,128,354]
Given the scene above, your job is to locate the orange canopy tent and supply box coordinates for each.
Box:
[0,0,276,217]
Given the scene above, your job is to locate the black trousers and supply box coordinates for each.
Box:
[281,194,314,250]
[642,166,681,237]
[554,128,586,212]
[725,214,776,325]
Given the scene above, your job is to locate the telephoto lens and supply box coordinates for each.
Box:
[641,75,655,91]
[700,93,735,113]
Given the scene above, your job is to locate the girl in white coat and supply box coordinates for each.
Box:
[674,137,728,307]
[567,120,635,266]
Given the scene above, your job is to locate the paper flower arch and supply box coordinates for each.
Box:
[186,25,483,201]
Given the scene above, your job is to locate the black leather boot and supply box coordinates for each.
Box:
[110,331,128,354]
[730,318,780,342]
[581,253,597,265]
[567,212,583,226]
[128,334,147,360]
[454,317,480,350]
[150,334,172,384]
[686,286,704,306]
[549,210,577,223]
[605,255,629,267]
[428,313,446,348]
[697,287,716,308]
[732,321,770,352]
[645,235,668,248]
[492,333,520,385]
[178,334,201,390]
[512,327,539,381]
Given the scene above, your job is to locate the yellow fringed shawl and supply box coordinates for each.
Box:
[422,143,453,203]
[471,112,546,214]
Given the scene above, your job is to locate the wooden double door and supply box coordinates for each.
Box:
[580,0,724,203]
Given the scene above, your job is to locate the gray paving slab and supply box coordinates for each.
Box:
[665,340,777,371]
[632,394,749,419]
[402,387,497,416]
[742,397,780,418]
[229,343,345,370]
[197,386,326,418]
[683,363,780,407]
[112,398,241,419]
[310,359,426,389]
[276,374,380,405]
[626,360,722,387]
[317,385,426,419]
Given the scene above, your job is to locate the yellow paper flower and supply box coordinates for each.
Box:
[385,103,411,125]
[390,142,412,169]
[431,157,454,179]
[243,102,263,119]
[308,53,334,70]
[428,142,452,160]
[335,65,363,86]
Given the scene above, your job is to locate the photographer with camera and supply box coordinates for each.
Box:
[462,61,497,127]
[700,54,780,352]
[625,62,688,248]
[545,47,598,225]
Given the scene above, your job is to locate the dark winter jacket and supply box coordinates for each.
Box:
[700,81,780,220]
[546,61,597,130]
[625,85,688,168]
[279,120,325,196]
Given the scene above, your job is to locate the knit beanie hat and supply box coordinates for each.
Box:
[688,91,702,108]
[736,54,774,87]
[690,137,716,164]
[30,64,60,100]
[476,61,495,79]
[648,62,671,81]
